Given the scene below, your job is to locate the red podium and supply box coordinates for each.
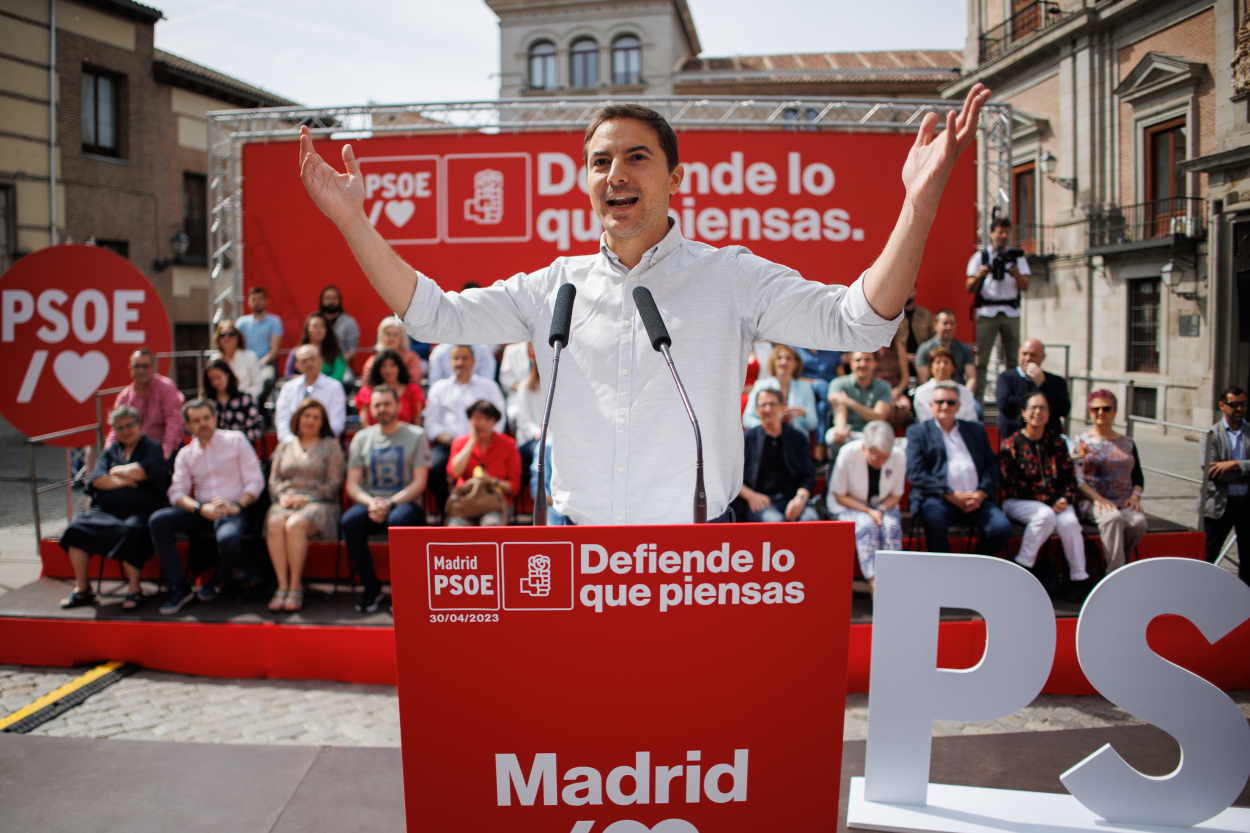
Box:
[389,522,854,832]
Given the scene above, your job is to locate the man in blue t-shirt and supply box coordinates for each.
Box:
[235,286,284,402]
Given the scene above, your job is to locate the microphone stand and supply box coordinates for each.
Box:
[532,342,562,526]
[659,344,706,524]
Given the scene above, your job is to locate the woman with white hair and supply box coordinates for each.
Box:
[828,420,905,593]
[361,315,424,385]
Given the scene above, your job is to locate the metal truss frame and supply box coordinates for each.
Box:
[206,96,1011,322]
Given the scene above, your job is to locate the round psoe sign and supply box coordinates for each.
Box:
[0,245,173,447]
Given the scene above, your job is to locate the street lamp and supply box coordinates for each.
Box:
[1041,151,1076,191]
[152,230,191,272]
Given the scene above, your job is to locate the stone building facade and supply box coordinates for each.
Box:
[483,0,960,100]
[944,0,1234,429]
[0,0,295,371]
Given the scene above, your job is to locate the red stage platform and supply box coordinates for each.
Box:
[6,526,1245,695]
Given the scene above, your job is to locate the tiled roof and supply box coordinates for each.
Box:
[677,49,962,83]
[153,49,299,109]
[79,0,163,23]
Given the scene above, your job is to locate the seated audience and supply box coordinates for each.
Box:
[869,326,914,428]
[1000,392,1089,584]
[827,420,904,593]
[913,347,978,423]
[915,308,975,387]
[427,342,497,384]
[506,344,543,476]
[736,388,817,523]
[356,348,425,427]
[906,381,1011,555]
[531,442,565,526]
[794,346,842,432]
[446,400,521,527]
[105,349,185,460]
[275,345,346,443]
[900,292,934,360]
[283,312,349,384]
[827,351,892,457]
[1074,389,1146,574]
[343,386,431,612]
[235,286,283,402]
[210,319,263,399]
[203,359,264,446]
[265,398,345,612]
[318,284,360,360]
[58,406,170,611]
[743,344,819,438]
[1200,385,1250,586]
[996,338,1070,438]
[423,345,507,510]
[361,315,423,385]
[150,399,265,615]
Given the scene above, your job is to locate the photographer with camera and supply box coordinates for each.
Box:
[966,216,1030,401]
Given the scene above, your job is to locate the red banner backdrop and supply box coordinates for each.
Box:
[390,522,854,833]
[0,245,173,446]
[244,130,976,346]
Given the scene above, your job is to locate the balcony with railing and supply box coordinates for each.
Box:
[1086,197,1206,253]
[979,2,1068,64]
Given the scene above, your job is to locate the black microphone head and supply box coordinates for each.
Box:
[548,283,576,347]
[631,286,671,351]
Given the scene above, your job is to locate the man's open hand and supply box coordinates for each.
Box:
[901,83,990,218]
[299,125,366,229]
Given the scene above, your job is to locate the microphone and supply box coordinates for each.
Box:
[534,283,576,525]
[631,286,707,523]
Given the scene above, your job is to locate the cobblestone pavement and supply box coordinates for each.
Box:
[3,665,1247,747]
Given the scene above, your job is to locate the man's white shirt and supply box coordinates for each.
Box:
[402,223,900,524]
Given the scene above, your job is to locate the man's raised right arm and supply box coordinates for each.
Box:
[299,126,416,315]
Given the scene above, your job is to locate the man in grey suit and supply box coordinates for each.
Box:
[1201,385,1250,585]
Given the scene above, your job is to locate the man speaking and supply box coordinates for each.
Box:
[298,85,989,525]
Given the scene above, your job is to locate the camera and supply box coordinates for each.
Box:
[990,248,1025,280]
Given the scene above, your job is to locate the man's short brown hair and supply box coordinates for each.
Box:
[583,103,680,172]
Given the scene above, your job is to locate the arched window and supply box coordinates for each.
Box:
[611,34,641,85]
[528,40,557,90]
[569,37,598,89]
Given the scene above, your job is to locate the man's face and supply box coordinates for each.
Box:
[756,393,783,430]
[935,312,956,341]
[129,353,154,386]
[1220,392,1247,429]
[320,287,341,314]
[370,391,398,426]
[586,118,683,249]
[850,352,876,382]
[990,224,1010,249]
[930,390,960,429]
[450,347,475,381]
[1019,340,1045,367]
[248,290,267,314]
[295,348,320,378]
[185,406,215,441]
[112,416,141,446]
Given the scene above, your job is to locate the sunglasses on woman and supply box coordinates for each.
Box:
[1089,405,1113,413]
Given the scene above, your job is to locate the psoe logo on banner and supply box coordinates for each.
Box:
[444,154,532,243]
[427,542,501,611]
[359,155,440,245]
[0,245,172,447]
[502,542,574,611]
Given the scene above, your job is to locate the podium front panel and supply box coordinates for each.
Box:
[390,522,853,832]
